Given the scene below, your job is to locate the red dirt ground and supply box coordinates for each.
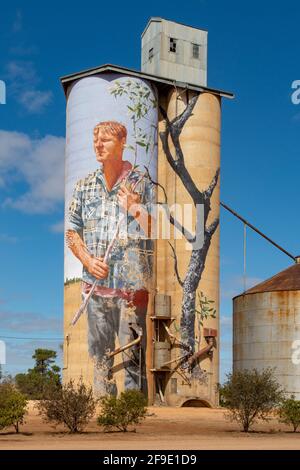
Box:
[0,403,300,450]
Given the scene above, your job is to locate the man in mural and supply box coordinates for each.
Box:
[66,121,155,396]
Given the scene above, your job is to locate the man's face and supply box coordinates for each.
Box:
[94,130,125,164]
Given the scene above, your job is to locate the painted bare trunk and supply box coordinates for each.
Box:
[181,222,219,352]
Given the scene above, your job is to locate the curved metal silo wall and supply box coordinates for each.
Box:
[233,290,300,399]
[156,89,221,407]
[63,74,158,400]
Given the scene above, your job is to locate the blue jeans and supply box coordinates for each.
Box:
[86,294,148,396]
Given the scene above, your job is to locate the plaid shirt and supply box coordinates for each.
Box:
[68,165,155,291]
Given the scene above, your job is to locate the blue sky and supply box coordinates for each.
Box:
[0,1,299,381]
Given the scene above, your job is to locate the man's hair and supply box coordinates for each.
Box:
[93,121,127,141]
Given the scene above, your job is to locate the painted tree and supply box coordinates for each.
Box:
[159,94,220,356]
[110,79,157,174]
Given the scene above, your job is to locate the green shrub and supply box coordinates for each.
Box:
[219,368,283,432]
[37,378,96,433]
[279,395,300,432]
[97,389,147,432]
[0,382,28,433]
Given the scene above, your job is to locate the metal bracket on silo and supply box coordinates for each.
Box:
[203,328,217,339]
[203,328,218,357]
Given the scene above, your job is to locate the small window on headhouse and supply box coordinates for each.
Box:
[192,43,200,59]
[149,47,154,60]
[169,37,177,53]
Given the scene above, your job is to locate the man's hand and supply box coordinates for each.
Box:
[86,256,109,279]
[117,184,141,215]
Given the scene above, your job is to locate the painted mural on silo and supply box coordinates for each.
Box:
[64,74,158,396]
[156,90,220,406]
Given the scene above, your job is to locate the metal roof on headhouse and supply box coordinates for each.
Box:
[60,63,234,99]
[236,262,300,297]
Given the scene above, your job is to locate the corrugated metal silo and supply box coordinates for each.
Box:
[233,259,300,398]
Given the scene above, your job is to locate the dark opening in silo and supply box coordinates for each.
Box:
[181,399,211,408]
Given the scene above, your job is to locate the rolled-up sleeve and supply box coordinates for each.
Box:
[67,182,83,232]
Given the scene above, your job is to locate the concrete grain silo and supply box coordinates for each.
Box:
[155,88,221,407]
[233,259,300,399]
[62,72,158,397]
[60,17,233,406]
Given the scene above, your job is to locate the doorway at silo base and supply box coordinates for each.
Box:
[181,399,212,408]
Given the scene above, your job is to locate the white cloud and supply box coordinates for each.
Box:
[221,275,263,300]
[18,89,52,113]
[7,14,50,114]
[12,10,22,33]
[5,60,36,82]
[50,220,65,233]
[4,60,52,114]
[0,130,65,214]
[0,308,63,375]
[0,311,62,335]
[0,233,18,243]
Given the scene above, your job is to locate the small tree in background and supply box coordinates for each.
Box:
[15,348,61,399]
[97,389,147,432]
[37,378,96,433]
[32,349,56,375]
[219,368,283,432]
[279,395,300,432]
[0,382,28,433]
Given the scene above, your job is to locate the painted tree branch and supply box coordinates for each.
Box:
[204,168,220,200]
[203,168,220,226]
[160,94,198,144]
[159,96,203,204]
[168,241,184,287]
[206,217,220,237]
[144,166,194,243]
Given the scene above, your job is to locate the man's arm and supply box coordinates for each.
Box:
[129,204,152,237]
[67,182,108,280]
[117,184,153,237]
[66,230,109,280]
